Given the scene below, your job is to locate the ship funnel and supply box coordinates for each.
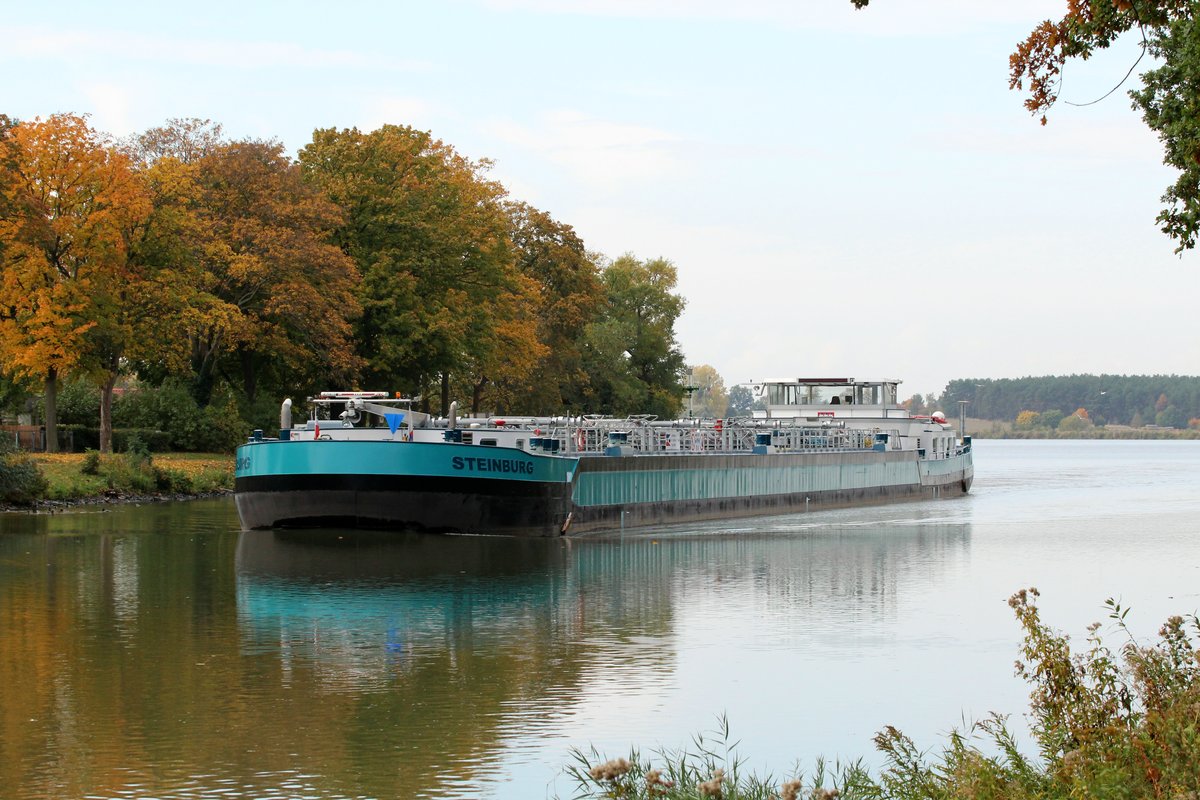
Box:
[280,398,292,440]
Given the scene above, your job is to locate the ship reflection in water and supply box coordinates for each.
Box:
[233,513,972,798]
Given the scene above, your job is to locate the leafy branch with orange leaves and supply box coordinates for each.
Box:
[854,1,1200,253]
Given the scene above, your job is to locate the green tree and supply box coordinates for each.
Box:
[300,125,523,411]
[727,384,754,417]
[943,375,1200,425]
[1157,405,1186,428]
[582,254,686,419]
[1042,409,1065,429]
[1058,413,1092,432]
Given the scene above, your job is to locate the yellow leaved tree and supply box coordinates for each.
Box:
[0,114,152,452]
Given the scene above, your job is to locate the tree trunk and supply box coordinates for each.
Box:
[240,347,257,402]
[192,359,215,407]
[440,373,450,417]
[44,367,59,453]
[99,371,117,455]
[472,378,487,415]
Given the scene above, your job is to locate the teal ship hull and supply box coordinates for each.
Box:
[235,440,580,537]
[235,438,973,537]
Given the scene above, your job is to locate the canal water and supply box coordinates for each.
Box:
[2,440,1198,799]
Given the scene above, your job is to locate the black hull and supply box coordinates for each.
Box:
[235,474,574,537]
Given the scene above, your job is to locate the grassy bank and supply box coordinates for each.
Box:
[566,590,1200,799]
[27,451,233,503]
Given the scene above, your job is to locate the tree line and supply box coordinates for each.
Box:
[0,114,688,452]
[939,375,1200,429]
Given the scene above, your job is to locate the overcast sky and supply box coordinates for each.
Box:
[5,1,1198,398]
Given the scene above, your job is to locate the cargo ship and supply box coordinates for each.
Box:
[234,378,974,536]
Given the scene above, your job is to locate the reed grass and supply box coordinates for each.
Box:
[564,590,1200,799]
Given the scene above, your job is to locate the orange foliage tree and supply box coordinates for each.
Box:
[504,202,605,413]
[853,1,1200,251]
[128,121,362,406]
[1016,410,1042,428]
[0,114,152,452]
[188,139,362,402]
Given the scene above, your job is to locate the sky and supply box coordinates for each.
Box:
[5,0,1198,399]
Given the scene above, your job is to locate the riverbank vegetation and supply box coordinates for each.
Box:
[565,589,1200,799]
[0,113,688,454]
[4,445,231,506]
[0,436,47,505]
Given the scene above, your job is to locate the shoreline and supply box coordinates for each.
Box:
[2,488,233,515]
[2,451,236,513]
[970,430,1199,440]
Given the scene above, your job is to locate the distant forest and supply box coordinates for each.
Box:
[938,375,1200,428]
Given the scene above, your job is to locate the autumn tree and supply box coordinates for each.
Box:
[0,114,153,452]
[502,201,604,413]
[131,117,224,166]
[0,115,16,263]
[582,254,687,419]
[129,123,362,406]
[118,122,216,388]
[0,116,22,417]
[849,2,1200,251]
[1016,409,1041,428]
[1008,1,1200,248]
[688,364,729,417]
[903,394,928,415]
[300,125,533,412]
[448,272,547,414]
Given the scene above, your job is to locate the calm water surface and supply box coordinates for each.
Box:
[2,440,1198,799]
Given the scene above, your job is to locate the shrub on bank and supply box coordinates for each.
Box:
[33,379,250,453]
[0,437,48,505]
[59,425,174,453]
[115,381,246,452]
[566,590,1200,799]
